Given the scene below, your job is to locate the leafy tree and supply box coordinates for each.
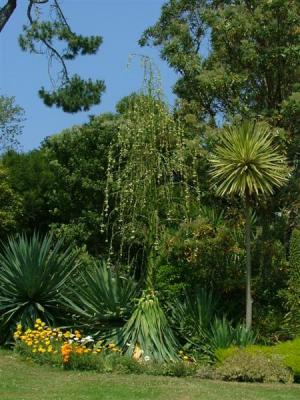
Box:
[2,149,55,234]
[0,166,23,240]
[0,95,24,152]
[210,121,289,329]
[141,1,300,262]
[42,113,117,255]
[156,213,245,305]
[0,0,105,112]
[140,0,300,123]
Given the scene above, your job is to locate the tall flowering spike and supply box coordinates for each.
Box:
[102,60,200,282]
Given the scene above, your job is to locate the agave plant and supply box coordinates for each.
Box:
[64,261,137,335]
[117,290,178,362]
[0,233,78,343]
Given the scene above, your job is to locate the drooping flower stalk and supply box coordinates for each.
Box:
[103,61,198,287]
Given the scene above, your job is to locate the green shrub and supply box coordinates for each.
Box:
[215,338,300,381]
[145,361,197,377]
[248,338,300,381]
[65,260,137,336]
[0,233,78,344]
[170,290,256,357]
[282,228,300,335]
[69,352,142,374]
[269,338,300,379]
[215,350,293,383]
[215,346,238,364]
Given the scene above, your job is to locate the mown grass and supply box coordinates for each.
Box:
[0,349,300,400]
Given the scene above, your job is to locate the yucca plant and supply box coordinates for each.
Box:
[210,121,289,328]
[170,289,219,345]
[65,261,137,335]
[169,290,256,357]
[117,290,179,362]
[0,233,78,343]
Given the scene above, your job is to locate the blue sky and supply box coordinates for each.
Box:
[0,0,177,151]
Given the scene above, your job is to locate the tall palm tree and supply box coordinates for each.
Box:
[210,121,289,329]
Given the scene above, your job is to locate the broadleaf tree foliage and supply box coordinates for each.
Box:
[140,0,300,123]
[0,0,105,112]
[0,95,24,152]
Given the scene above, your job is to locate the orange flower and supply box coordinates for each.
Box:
[61,343,73,363]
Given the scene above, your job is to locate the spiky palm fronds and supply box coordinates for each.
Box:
[65,261,137,335]
[0,233,78,343]
[210,121,289,198]
[117,290,178,362]
[210,121,289,329]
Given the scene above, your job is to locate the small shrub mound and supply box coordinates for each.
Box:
[215,338,300,381]
[215,350,293,384]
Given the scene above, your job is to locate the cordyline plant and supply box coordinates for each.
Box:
[210,121,290,329]
[102,60,200,361]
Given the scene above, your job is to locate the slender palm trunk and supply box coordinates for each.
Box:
[245,195,252,329]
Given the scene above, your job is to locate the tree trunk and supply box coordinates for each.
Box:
[245,195,252,329]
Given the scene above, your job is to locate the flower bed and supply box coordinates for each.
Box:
[13,319,196,376]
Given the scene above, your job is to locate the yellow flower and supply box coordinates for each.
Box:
[16,323,22,330]
[75,330,81,337]
[38,347,46,353]
[47,345,53,353]
[36,319,42,325]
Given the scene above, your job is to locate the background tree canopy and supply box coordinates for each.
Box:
[140,0,300,118]
[0,0,299,342]
[0,95,24,152]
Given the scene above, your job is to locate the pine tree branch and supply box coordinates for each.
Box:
[27,0,69,82]
[0,0,17,33]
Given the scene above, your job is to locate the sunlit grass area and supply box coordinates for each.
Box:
[0,349,299,400]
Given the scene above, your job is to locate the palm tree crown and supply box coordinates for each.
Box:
[209,120,290,329]
[210,121,290,198]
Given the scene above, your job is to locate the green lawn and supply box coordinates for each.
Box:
[0,350,300,400]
